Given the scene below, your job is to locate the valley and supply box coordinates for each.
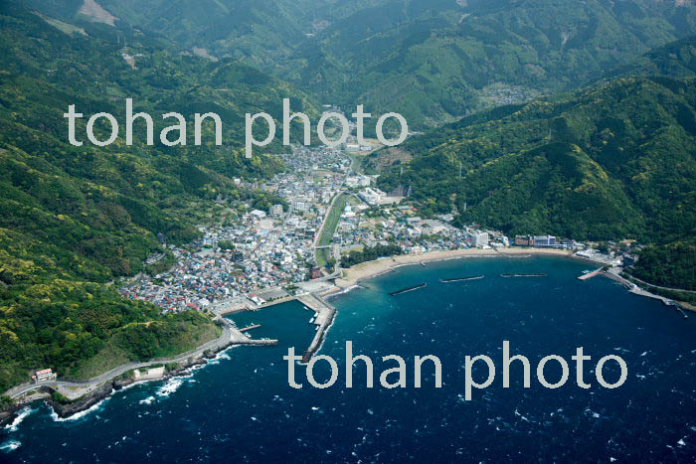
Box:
[0,0,695,438]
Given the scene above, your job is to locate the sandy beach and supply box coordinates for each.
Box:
[336,248,579,287]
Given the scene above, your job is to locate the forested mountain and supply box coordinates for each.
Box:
[285,0,696,127]
[1,0,695,392]
[377,75,696,242]
[23,0,393,67]
[23,0,316,69]
[23,0,696,128]
[374,34,696,291]
[0,3,313,391]
[606,34,696,80]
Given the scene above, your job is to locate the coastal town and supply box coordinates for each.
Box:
[7,138,684,424]
[7,140,652,418]
[119,141,632,316]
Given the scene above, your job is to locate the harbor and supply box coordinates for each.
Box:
[7,253,696,463]
[214,247,693,370]
[18,245,671,419]
[214,287,339,364]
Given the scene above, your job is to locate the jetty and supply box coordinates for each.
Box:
[500,273,547,278]
[440,275,484,283]
[217,317,278,345]
[389,283,427,296]
[611,276,685,315]
[238,324,262,333]
[298,294,337,363]
[578,268,603,280]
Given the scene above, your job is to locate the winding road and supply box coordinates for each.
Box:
[5,319,275,401]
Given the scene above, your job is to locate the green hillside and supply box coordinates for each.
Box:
[606,34,696,81]
[0,3,311,392]
[632,240,696,292]
[24,0,696,128]
[1,0,695,391]
[282,0,696,127]
[377,76,696,244]
[23,0,321,69]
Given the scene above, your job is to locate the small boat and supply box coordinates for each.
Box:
[440,275,485,283]
[389,283,427,296]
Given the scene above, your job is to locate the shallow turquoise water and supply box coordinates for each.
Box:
[2,256,695,463]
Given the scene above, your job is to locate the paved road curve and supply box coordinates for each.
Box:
[5,319,275,401]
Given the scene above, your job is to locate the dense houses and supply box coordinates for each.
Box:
[121,146,350,312]
[121,143,620,314]
[332,200,474,255]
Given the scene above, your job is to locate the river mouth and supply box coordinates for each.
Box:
[3,256,695,463]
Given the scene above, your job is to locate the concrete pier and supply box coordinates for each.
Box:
[239,324,262,333]
[218,318,279,345]
[578,268,603,280]
[298,294,338,363]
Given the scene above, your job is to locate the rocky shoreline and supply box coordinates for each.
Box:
[0,389,50,427]
[1,347,225,426]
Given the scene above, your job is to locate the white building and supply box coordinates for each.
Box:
[33,369,57,383]
[474,232,489,249]
[293,200,309,212]
[359,188,386,205]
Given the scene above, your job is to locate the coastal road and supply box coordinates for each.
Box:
[622,273,696,294]
[5,319,273,401]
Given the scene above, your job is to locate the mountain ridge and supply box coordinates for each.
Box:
[21,0,696,128]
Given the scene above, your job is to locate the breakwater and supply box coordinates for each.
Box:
[389,283,428,296]
[500,273,548,278]
[297,294,338,363]
[440,275,485,283]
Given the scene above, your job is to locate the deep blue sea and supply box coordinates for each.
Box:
[2,256,696,463]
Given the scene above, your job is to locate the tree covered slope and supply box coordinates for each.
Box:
[282,0,696,127]
[0,3,311,391]
[605,34,696,80]
[377,76,696,244]
[23,0,696,128]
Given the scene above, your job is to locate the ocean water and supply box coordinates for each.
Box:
[2,256,696,463]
